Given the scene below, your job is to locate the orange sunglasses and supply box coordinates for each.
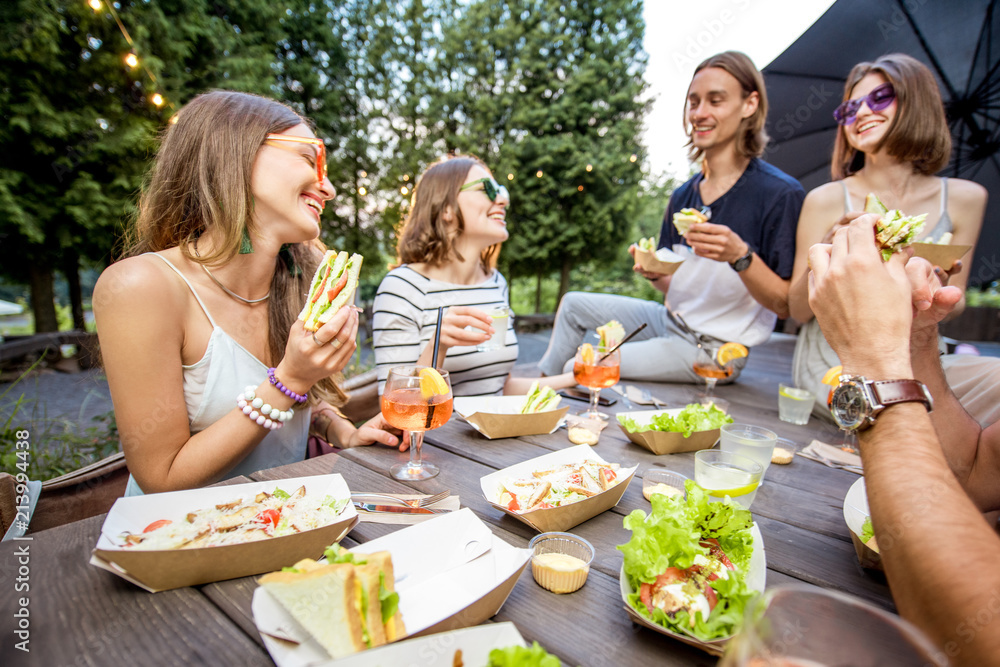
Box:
[265,133,328,185]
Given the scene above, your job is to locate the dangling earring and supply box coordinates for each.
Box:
[279,244,302,277]
[239,228,254,254]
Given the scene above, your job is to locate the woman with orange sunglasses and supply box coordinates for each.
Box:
[94,91,403,495]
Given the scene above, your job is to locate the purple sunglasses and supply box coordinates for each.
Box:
[833,83,896,125]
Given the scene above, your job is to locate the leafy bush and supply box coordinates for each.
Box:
[966,283,1000,308]
[0,369,121,482]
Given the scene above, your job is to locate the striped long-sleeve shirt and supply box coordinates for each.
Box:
[372,265,519,397]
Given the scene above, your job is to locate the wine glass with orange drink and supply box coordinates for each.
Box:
[573,343,621,421]
[693,341,747,409]
[381,366,453,480]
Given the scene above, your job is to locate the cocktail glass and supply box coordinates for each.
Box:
[694,450,763,509]
[693,342,733,408]
[573,345,620,421]
[381,366,454,481]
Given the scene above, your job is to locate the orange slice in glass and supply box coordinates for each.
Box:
[580,343,595,365]
[419,367,449,399]
[716,342,749,366]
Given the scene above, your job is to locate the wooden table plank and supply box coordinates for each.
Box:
[0,516,271,667]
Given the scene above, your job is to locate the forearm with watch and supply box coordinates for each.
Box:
[729,240,790,319]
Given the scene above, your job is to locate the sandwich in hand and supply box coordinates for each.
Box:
[299,250,363,332]
[636,236,657,252]
[864,193,926,261]
[671,208,708,236]
[596,320,625,353]
[258,543,405,659]
[521,381,562,414]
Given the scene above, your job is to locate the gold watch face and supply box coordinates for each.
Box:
[830,382,868,430]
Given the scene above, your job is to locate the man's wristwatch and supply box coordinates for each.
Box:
[730,248,753,272]
[828,375,933,431]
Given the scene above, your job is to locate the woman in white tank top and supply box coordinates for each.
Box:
[785,54,987,421]
[93,91,403,495]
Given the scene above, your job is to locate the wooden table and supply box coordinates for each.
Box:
[0,336,890,666]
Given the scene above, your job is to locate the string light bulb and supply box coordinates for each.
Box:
[150,93,164,107]
[400,186,409,195]
[629,154,637,163]
[402,174,409,182]
[124,52,139,68]
[536,170,543,178]
[88,0,101,11]
[168,114,179,125]
[586,164,593,172]
[577,185,584,191]
[507,173,513,181]
[358,187,367,196]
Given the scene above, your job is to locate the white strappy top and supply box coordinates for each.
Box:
[124,254,310,496]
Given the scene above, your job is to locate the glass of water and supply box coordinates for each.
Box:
[694,450,763,509]
[719,423,778,483]
[778,384,814,425]
[476,306,512,352]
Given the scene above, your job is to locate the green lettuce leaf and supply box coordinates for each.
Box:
[861,517,875,544]
[488,642,560,667]
[272,488,291,500]
[617,480,757,640]
[617,404,733,437]
[323,543,367,565]
[378,571,399,624]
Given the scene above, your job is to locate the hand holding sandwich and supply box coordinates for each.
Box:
[275,304,361,397]
[684,221,750,264]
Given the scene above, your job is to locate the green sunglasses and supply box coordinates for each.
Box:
[460,177,510,203]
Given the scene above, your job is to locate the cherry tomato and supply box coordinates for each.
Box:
[143,519,172,533]
[256,509,281,529]
[639,582,653,613]
[703,583,718,611]
[506,496,520,512]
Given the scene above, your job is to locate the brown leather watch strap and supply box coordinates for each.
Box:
[870,379,932,411]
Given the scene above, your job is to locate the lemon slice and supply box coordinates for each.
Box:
[716,342,748,366]
[579,343,595,365]
[419,367,449,399]
[707,481,759,498]
[821,365,843,386]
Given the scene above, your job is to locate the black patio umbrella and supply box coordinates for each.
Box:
[762,0,1000,286]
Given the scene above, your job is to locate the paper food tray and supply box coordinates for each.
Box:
[454,395,568,439]
[90,474,358,592]
[253,509,531,667]
[843,477,883,571]
[480,444,637,533]
[616,409,722,455]
[620,523,766,656]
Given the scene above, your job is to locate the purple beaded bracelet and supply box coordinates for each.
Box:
[268,367,308,403]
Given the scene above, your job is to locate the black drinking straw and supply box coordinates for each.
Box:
[425,306,445,429]
[598,323,647,362]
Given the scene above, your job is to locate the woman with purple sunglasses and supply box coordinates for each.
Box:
[785,54,991,424]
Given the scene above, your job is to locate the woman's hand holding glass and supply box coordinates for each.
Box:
[430,306,496,352]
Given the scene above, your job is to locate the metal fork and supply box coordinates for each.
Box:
[350,490,450,508]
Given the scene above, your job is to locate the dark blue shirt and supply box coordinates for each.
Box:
[659,158,804,279]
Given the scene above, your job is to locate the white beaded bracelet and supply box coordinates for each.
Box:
[238,386,295,431]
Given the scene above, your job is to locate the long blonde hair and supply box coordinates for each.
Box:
[124,90,345,405]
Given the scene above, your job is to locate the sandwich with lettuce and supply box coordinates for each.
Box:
[619,480,757,641]
[299,250,363,331]
[521,381,562,414]
[864,193,926,261]
[258,543,404,659]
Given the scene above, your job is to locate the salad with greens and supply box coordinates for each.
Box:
[487,642,560,666]
[619,481,758,641]
[617,403,733,438]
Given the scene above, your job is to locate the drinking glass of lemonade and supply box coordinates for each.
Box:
[381,366,454,481]
[694,450,763,509]
[572,344,620,421]
[719,423,778,482]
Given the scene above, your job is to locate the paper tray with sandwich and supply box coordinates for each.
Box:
[90,474,358,592]
[252,508,531,667]
[480,444,637,533]
[618,480,766,656]
[616,404,733,455]
[454,381,568,439]
[633,237,686,276]
[843,477,883,571]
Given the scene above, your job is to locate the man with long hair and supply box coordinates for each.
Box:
[538,51,804,383]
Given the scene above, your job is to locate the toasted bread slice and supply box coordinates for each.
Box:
[259,563,366,659]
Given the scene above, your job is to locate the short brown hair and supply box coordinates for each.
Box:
[831,54,951,180]
[686,51,770,161]
[394,155,499,273]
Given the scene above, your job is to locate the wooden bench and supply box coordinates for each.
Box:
[0,331,100,369]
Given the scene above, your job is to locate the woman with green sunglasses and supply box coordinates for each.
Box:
[373,155,575,397]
